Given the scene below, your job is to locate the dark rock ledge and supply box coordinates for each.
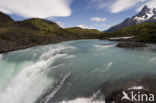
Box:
[117,42,148,48]
[101,75,156,103]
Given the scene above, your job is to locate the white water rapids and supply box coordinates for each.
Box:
[0,40,156,103]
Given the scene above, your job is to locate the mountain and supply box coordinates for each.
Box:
[101,22,156,43]
[106,5,156,32]
[0,12,102,53]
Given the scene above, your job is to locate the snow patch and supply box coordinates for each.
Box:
[109,36,134,40]
[134,8,155,22]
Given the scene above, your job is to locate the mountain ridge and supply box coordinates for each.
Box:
[106,5,156,32]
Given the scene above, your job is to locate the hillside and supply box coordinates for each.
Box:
[0,11,14,22]
[65,27,101,39]
[101,22,156,42]
[0,12,102,53]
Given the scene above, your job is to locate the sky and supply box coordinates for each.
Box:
[0,0,156,31]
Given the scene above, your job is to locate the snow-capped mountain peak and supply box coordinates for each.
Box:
[106,5,156,32]
[133,5,156,22]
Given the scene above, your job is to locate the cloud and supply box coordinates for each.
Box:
[90,17,106,22]
[110,0,145,13]
[137,0,156,11]
[77,25,95,29]
[91,0,156,13]
[146,0,156,8]
[0,0,72,18]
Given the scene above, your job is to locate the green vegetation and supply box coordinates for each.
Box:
[0,12,102,53]
[0,11,156,53]
[65,27,102,39]
[23,18,61,35]
[101,22,156,42]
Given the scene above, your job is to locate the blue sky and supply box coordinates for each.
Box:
[0,0,156,31]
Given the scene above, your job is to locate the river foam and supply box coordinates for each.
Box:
[0,45,76,103]
[94,44,115,49]
[44,73,71,103]
[100,62,113,73]
[0,57,55,103]
[0,40,156,103]
[0,54,3,60]
[59,98,105,103]
[150,57,156,61]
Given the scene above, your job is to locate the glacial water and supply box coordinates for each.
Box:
[0,40,156,103]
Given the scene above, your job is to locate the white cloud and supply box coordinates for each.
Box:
[91,0,156,13]
[90,17,106,22]
[146,0,156,8]
[110,0,145,13]
[137,0,156,11]
[135,0,156,11]
[0,0,72,18]
[77,25,95,29]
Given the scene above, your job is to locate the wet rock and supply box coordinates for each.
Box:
[101,76,156,103]
[117,42,148,48]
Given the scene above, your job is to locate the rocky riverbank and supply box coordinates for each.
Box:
[101,74,156,103]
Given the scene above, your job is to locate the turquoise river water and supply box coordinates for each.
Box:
[0,40,156,103]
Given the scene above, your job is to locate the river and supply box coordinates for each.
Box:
[0,40,156,103]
